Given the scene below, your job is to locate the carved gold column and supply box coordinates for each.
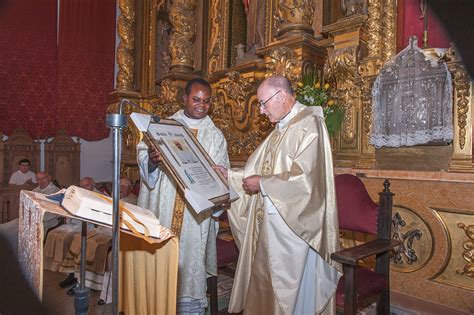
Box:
[449,55,474,172]
[116,0,136,91]
[208,0,229,75]
[169,0,196,73]
[274,0,315,38]
[138,0,159,96]
[323,15,368,166]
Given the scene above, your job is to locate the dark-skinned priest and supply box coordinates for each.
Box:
[215,75,341,315]
[132,78,230,314]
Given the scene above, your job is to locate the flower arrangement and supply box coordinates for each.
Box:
[295,72,345,136]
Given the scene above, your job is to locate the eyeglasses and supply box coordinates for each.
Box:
[258,90,281,109]
[191,96,212,105]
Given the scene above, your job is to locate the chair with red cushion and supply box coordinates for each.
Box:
[332,174,400,315]
[207,212,239,315]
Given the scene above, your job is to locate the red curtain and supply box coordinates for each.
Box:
[397,0,451,51]
[0,0,59,139]
[0,0,116,141]
[58,0,116,140]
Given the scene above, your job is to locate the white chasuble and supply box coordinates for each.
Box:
[136,110,230,311]
[227,103,341,315]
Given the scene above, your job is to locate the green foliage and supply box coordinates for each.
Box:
[295,73,345,136]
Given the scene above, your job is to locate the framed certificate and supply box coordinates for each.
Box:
[143,119,231,209]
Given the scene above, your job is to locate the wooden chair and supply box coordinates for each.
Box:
[44,130,80,187]
[332,174,400,315]
[207,212,239,315]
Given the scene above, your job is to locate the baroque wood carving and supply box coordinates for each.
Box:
[169,0,196,71]
[452,64,470,150]
[116,0,136,90]
[154,79,181,118]
[212,71,272,159]
[265,47,300,83]
[274,0,315,37]
[366,0,381,58]
[325,46,358,143]
[208,0,223,75]
[381,0,396,62]
[456,222,474,277]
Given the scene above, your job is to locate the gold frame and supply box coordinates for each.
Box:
[143,119,231,207]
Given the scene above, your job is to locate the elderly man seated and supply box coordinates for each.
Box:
[33,172,61,232]
[45,177,138,299]
[119,178,137,205]
[0,171,59,258]
[43,177,101,288]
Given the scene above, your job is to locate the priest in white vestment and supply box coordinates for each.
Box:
[215,75,341,315]
[136,78,230,314]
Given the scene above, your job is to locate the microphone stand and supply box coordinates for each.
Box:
[106,100,127,315]
[105,99,159,315]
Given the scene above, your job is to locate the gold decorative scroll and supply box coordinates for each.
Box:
[456,222,474,277]
[325,47,358,143]
[116,0,136,90]
[274,0,315,38]
[265,46,300,84]
[169,0,196,72]
[208,0,224,75]
[212,72,272,159]
[154,79,181,118]
[381,0,396,62]
[367,0,381,58]
[361,80,373,151]
[452,64,470,150]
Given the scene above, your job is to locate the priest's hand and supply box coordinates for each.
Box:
[213,165,228,180]
[148,146,163,166]
[242,175,261,195]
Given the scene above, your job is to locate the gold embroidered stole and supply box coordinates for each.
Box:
[251,128,285,255]
[170,128,198,236]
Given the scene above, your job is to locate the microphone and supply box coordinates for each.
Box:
[119,98,161,123]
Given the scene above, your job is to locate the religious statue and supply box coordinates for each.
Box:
[244,0,265,53]
[341,0,367,17]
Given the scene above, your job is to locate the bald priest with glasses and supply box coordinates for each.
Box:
[130,78,230,314]
[215,75,341,315]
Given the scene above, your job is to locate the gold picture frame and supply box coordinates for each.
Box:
[143,119,231,209]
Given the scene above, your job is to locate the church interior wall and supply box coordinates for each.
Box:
[1,0,473,312]
[111,0,474,311]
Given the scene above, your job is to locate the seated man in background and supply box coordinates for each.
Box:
[62,177,137,299]
[119,178,137,205]
[33,172,60,195]
[0,171,60,258]
[43,176,101,288]
[9,158,37,186]
[33,172,61,232]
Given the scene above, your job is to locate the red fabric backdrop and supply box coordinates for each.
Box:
[397,0,451,51]
[0,0,59,139]
[0,0,116,141]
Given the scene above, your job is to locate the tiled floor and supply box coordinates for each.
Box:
[42,270,469,315]
[43,270,112,315]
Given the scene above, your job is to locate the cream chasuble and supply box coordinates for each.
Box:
[227,103,341,315]
[135,110,230,312]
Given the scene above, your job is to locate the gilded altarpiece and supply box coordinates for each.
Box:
[109,0,474,311]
